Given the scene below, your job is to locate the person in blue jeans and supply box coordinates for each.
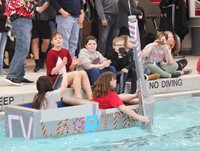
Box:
[50,0,84,58]
[77,36,116,85]
[5,0,37,85]
[0,0,7,76]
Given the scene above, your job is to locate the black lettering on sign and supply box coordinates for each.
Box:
[149,81,159,89]
[162,79,182,88]
[0,96,15,106]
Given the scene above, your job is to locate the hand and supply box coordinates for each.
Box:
[77,15,84,25]
[72,57,81,65]
[62,57,68,65]
[103,60,111,67]
[62,11,71,18]
[101,19,108,26]
[139,115,149,123]
[121,68,128,73]
[36,7,43,13]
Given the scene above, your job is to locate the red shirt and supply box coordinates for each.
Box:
[6,0,34,18]
[93,91,124,109]
[46,48,72,84]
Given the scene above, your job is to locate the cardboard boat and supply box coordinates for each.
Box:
[5,97,139,139]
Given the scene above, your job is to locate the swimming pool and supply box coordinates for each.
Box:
[0,96,200,151]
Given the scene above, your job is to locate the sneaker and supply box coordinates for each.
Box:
[182,69,192,75]
[33,65,42,72]
[146,73,160,81]
[21,78,34,84]
[171,72,181,78]
[5,78,23,86]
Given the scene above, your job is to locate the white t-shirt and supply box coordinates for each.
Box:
[40,89,61,110]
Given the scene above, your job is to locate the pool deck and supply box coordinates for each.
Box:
[0,55,200,111]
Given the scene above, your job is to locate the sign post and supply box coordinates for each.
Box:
[128,15,155,131]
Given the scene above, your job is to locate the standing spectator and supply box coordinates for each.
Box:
[77,35,116,85]
[31,0,51,72]
[117,0,143,36]
[0,0,7,76]
[95,0,119,57]
[5,0,37,85]
[50,0,84,58]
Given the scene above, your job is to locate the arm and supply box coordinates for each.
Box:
[69,57,81,71]
[88,59,111,69]
[164,46,174,64]
[118,93,137,101]
[119,105,149,123]
[49,0,71,17]
[51,57,67,75]
[36,1,49,13]
[141,43,156,59]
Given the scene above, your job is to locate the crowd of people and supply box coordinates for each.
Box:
[0,0,194,123]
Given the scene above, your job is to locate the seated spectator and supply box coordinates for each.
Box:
[92,71,149,123]
[107,36,137,93]
[46,32,92,99]
[165,31,192,75]
[142,32,181,78]
[77,36,116,85]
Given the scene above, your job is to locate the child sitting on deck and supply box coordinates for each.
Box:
[92,71,149,123]
[46,32,92,99]
[76,36,116,85]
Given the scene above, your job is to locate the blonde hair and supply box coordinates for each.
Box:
[120,35,130,51]
[112,37,125,46]
[164,31,175,49]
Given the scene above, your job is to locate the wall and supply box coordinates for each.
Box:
[138,0,192,53]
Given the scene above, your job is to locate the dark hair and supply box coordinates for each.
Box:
[33,76,53,109]
[93,72,116,98]
[50,31,63,40]
[84,35,97,46]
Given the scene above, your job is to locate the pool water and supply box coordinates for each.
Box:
[0,96,200,151]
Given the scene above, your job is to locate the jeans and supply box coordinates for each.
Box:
[86,66,116,85]
[6,18,32,80]
[117,69,137,94]
[56,15,79,58]
[0,32,7,72]
[97,14,119,56]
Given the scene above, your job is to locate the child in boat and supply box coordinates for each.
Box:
[76,35,116,85]
[92,71,149,123]
[46,31,92,99]
[33,74,68,109]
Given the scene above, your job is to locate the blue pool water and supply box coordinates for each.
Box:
[0,96,200,151]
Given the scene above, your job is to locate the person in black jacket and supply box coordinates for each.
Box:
[117,0,143,36]
[107,36,137,94]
